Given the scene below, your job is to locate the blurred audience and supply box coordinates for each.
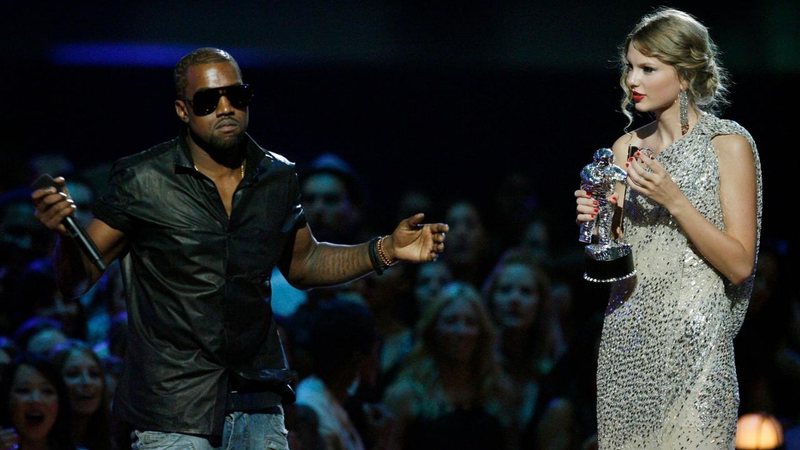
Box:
[50,340,112,450]
[482,250,565,436]
[442,200,495,287]
[283,403,325,450]
[0,337,17,383]
[490,173,538,250]
[271,152,372,318]
[0,150,793,449]
[0,352,77,450]
[524,315,603,450]
[383,282,513,450]
[395,189,436,225]
[410,261,453,326]
[13,318,69,356]
[357,267,415,401]
[295,299,382,450]
[301,153,370,244]
[17,263,87,343]
[1,190,55,335]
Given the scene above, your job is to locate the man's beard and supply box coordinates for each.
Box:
[189,127,246,167]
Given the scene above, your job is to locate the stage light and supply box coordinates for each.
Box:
[736,412,783,450]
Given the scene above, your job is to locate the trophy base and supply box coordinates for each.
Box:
[583,244,636,283]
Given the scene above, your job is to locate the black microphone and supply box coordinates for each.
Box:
[31,174,107,272]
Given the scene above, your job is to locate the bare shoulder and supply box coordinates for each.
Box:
[712,134,756,191]
[712,134,755,171]
[711,133,753,155]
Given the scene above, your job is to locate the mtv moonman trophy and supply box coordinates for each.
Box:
[578,148,635,282]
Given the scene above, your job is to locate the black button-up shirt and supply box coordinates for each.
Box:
[93,134,305,437]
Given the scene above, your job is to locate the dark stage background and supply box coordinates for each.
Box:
[2,1,799,441]
[2,0,796,248]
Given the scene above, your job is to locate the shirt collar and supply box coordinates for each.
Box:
[173,132,274,180]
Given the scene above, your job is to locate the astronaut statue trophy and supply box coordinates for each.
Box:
[578,148,635,282]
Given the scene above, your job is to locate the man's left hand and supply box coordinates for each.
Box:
[385,213,448,263]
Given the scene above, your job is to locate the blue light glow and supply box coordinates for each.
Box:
[50,43,283,68]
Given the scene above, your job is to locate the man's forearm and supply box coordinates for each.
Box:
[289,241,376,288]
[54,235,95,298]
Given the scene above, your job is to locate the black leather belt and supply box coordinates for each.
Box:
[225,390,283,414]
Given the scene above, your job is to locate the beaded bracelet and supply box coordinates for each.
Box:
[368,236,384,275]
[377,236,396,268]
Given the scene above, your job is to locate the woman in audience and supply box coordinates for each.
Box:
[383,282,512,450]
[50,340,111,450]
[411,261,453,326]
[0,352,76,450]
[482,250,565,436]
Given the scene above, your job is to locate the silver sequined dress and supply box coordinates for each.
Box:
[597,114,763,449]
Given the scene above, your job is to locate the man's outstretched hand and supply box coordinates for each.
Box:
[385,213,449,263]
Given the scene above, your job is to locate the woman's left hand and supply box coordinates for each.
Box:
[625,150,684,210]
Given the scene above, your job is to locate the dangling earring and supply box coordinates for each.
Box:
[679,90,689,135]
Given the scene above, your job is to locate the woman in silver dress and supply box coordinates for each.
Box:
[575,8,762,448]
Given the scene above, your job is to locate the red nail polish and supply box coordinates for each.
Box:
[586,192,592,198]
[625,162,630,167]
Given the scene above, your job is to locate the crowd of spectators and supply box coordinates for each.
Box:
[0,152,794,449]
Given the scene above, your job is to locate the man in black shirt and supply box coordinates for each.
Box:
[31,47,448,450]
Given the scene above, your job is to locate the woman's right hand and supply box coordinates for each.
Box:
[575,189,599,223]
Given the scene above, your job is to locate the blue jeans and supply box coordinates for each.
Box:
[131,408,289,450]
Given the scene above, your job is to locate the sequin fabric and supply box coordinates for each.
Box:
[596,114,763,449]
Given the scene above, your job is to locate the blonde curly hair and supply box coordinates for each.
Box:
[618,8,729,128]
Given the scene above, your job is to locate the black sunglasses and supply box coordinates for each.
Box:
[185,83,254,116]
